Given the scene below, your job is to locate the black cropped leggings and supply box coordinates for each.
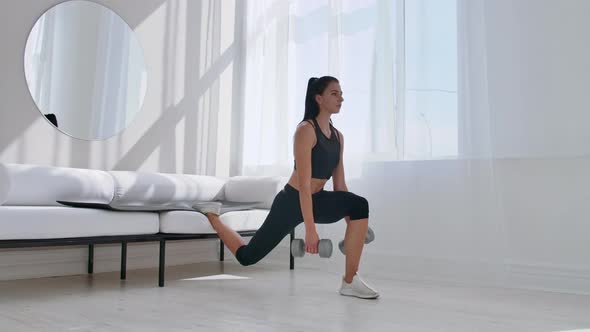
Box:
[235,183,369,266]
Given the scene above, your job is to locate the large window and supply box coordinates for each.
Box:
[241,0,458,176]
[403,0,457,160]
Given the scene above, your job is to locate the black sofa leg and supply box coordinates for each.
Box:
[121,242,127,280]
[219,239,225,262]
[290,230,294,270]
[88,244,94,274]
[159,240,166,287]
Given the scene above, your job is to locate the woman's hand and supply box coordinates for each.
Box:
[305,228,320,254]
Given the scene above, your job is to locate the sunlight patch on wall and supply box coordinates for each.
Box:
[170,0,187,107]
[175,116,186,173]
[220,0,235,55]
[215,63,233,178]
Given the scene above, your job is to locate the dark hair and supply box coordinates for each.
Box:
[303,76,339,122]
[44,113,58,128]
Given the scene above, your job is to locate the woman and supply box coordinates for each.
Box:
[197,76,379,299]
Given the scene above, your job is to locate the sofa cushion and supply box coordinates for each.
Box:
[159,209,269,234]
[219,209,269,231]
[215,200,266,214]
[223,176,288,209]
[0,163,10,205]
[2,164,114,206]
[0,206,159,240]
[108,171,226,211]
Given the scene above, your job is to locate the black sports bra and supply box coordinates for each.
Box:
[293,118,341,179]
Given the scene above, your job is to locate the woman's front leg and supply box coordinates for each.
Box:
[343,217,368,283]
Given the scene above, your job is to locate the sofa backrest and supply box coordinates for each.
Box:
[0,163,10,205]
[0,163,286,210]
[2,163,114,206]
[108,171,226,210]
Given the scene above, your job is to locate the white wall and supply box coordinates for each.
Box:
[482,0,590,293]
[486,0,590,159]
[0,0,245,280]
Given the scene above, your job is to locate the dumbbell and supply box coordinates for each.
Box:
[290,238,333,258]
[338,226,375,255]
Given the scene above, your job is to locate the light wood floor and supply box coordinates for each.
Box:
[1,256,590,332]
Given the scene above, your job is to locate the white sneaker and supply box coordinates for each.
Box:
[193,201,222,216]
[339,273,379,299]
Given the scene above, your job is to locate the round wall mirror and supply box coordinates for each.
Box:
[24,0,147,140]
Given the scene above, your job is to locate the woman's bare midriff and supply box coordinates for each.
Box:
[287,171,328,194]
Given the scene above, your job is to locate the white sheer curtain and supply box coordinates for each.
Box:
[241,0,399,179]
[238,0,590,290]
[457,0,492,159]
[238,0,513,277]
[404,0,458,160]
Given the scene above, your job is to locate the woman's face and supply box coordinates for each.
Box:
[316,81,343,114]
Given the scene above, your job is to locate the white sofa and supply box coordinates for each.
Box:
[0,163,289,286]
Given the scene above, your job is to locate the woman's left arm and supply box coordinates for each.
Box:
[332,130,348,192]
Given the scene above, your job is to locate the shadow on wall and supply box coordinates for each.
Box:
[0,0,243,177]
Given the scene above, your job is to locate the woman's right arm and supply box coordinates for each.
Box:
[293,122,320,253]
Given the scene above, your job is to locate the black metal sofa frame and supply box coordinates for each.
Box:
[0,230,296,287]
